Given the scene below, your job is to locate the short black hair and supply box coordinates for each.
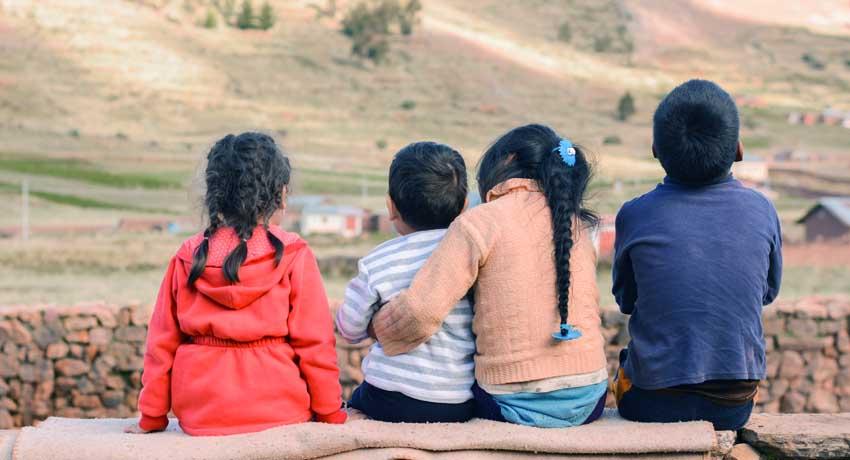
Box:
[388,141,467,231]
[653,79,740,184]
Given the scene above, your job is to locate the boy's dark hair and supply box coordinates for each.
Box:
[653,79,740,184]
[477,124,597,335]
[388,142,467,231]
[188,132,291,286]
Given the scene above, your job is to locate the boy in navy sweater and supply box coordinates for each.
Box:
[612,80,782,430]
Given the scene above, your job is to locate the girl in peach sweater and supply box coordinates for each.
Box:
[373,124,607,427]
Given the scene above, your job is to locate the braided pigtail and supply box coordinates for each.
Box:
[477,124,597,341]
[223,224,253,283]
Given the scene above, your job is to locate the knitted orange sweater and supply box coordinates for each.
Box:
[374,179,607,385]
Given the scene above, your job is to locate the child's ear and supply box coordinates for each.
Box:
[386,196,399,221]
[280,186,288,212]
[735,140,744,162]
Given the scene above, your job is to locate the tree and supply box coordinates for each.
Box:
[616,92,635,121]
[259,2,276,30]
[236,0,255,29]
[557,22,571,43]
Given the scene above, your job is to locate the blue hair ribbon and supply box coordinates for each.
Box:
[553,139,576,167]
[552,323,582,342]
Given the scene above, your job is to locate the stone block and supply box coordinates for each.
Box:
[727,443,763,460]
[114,326,147,343]
[778,351,804,378]
[807,388,840,413]
[741,413,850,459]
[54,359,88,377]
[780,392,806,413]
[63,316,97,331]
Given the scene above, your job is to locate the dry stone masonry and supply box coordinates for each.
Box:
[1,295,849,428]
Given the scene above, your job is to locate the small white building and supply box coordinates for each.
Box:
[733,155,769,184]
[300,205,365,238]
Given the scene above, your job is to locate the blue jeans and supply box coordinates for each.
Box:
[349,381,475,423]
[615,349,754,431]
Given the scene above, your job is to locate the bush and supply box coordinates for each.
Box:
[258,2,276,30]
[801,53,825,71]
[602,135,621,145]
[557,23,571,43]
[375,139,388,150]
[400,99,416,110]
[236,0,255,29]
[616,92,635,121]
[202,9,218,29]
[68,129,80,139]
[341,0,422,64]
[593,35,612,52]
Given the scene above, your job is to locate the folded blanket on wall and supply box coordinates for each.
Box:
[11,410,721,460]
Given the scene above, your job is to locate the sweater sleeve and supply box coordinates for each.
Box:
[288,246,346,423]
[335,260,380,344]
[138,256,184,432]
[612,208,638,315]
[373,215,493,356]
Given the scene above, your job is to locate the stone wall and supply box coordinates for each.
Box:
[1,295,848,428]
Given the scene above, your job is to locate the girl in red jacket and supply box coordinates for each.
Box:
[126,132,346,436]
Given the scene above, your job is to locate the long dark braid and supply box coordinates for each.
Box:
[188,132,291,286]
[477,124,597,333]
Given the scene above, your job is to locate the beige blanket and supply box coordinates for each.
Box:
[12,410,719,460]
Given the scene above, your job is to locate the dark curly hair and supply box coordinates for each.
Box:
[188,132,291,286]
[477,124,597,334]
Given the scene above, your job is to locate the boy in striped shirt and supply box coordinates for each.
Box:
[335,141,475,423]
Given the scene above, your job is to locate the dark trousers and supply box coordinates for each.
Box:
[471,383,607,425]
[615,349,754,431]
[349,381,475,423]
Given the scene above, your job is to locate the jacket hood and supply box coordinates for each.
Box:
[176,226,306,309]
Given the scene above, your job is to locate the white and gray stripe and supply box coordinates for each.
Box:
[335,229,476,404]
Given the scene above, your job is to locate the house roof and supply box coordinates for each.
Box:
[798,197,850,226]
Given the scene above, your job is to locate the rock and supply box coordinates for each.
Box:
[786,318,818,337]
[0,354,20,378]
[777,335,833,351]
[32,400,50,418]
[765,353,781,378]
[91,308,117,328]
[105,375,126,390]
[18,364,36,382]
[0,398,16,411]
[741,413,850,459]
[0,379,8,397]
[779,351,804,378]
[840,396,850,412]
[0,320,32,344]
[728,443,763,460]
[34,380,53,401]
[63,316,97,331]
[780,392,806,413]
[817,319,842,335]
[813,359,839,382]
[837,329,850,353]
[69,345,83,358]
[836,370,850,396]
[54,359,88,377]
[64,330,89,344]
[25,348,42,363]
[72,394,101,409]
[45,342,69,359]
[114,326,146,343]
[762,317,784,335]
[89,328,113,346]
[102,390,124,408]
[55,377,77,391]
[117,308,132,327]
[0,409,13,429]
[807,389,840,413]
[56,407,83,418]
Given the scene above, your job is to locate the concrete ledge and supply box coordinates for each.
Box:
[740,413,850,459]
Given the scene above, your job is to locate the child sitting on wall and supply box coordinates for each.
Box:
[335,141,476,423]
[611,80,783,430]
[127,132,345,436]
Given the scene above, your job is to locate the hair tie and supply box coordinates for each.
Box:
[552,323,582,342]
[553,139,576,167]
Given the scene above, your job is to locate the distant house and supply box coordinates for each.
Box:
[797,197,850,242]
[732,155,769,184]
[300,205,365,238]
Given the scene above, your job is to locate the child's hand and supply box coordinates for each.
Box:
[124,424,153,434]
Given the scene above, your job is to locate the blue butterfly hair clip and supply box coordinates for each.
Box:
[553,139,576,167]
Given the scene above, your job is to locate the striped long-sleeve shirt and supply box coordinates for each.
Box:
[335,229,475,404]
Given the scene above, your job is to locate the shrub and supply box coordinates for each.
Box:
[68,129,80,138]
[202,9,218,28]
[375,139,388,150]
[557,22,571,43]
[258,2,276,30]
[593,35,612,53]
[236,0,255,29]
[801,53,825,71]
[400,99,416,110]
[341,0,422,64]
[616,92,635,121]
[602,135,621,145]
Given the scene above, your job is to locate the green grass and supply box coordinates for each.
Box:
[0,153,183,189]
[0,181,176,214]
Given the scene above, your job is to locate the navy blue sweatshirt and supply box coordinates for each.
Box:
[612,174,782,389]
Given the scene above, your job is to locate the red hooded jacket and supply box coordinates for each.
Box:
[138,226,346,436]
